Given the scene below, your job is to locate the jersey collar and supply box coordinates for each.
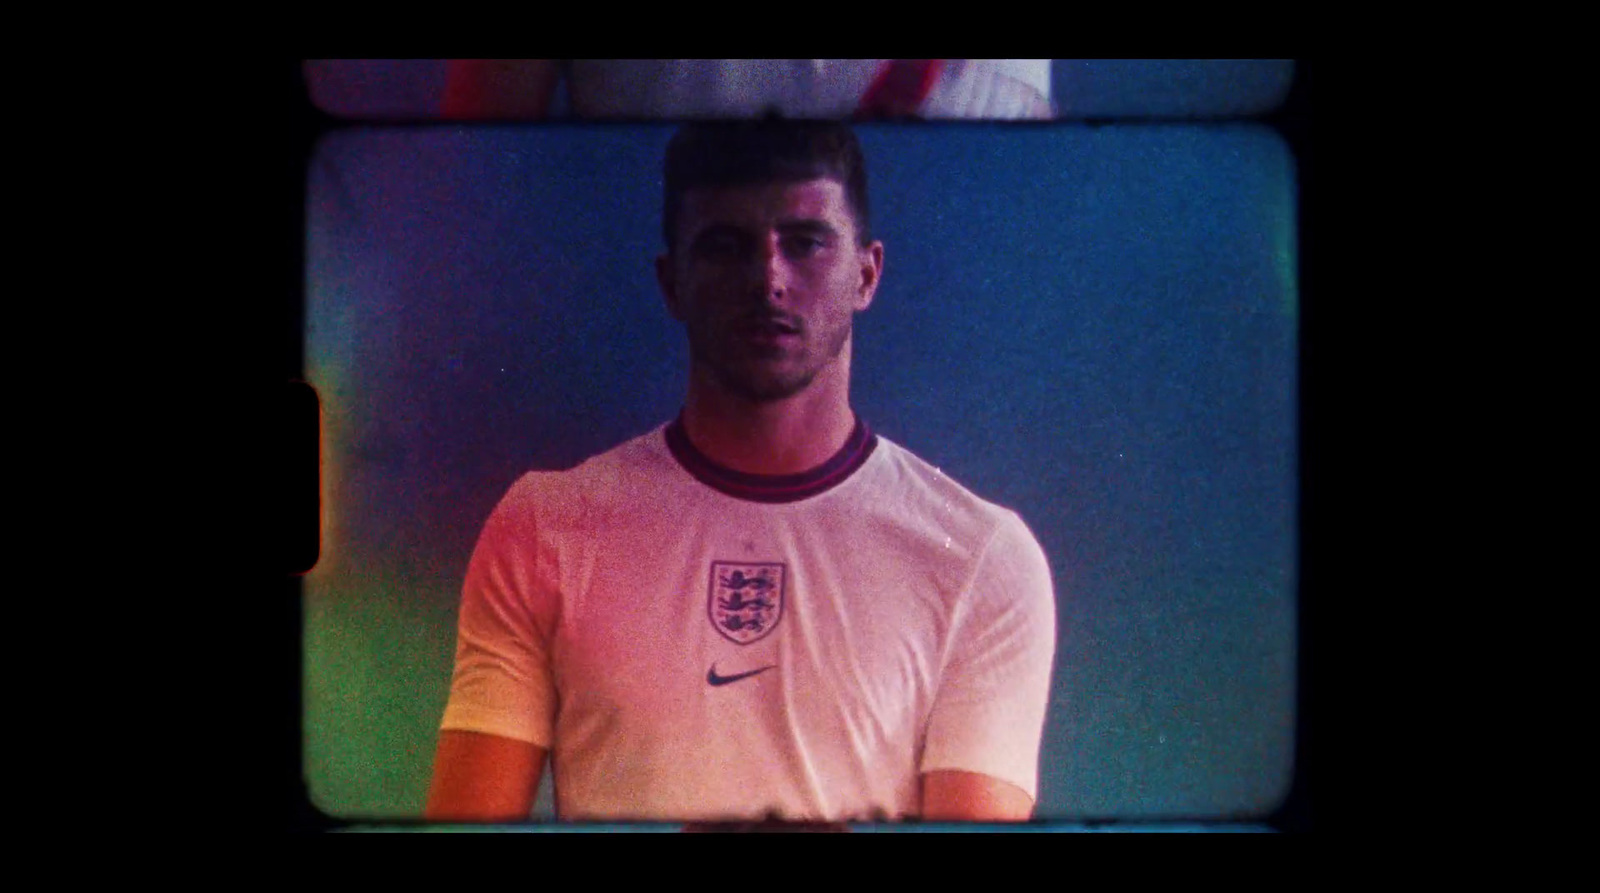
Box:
[664,411,879,504]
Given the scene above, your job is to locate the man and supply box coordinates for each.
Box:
[424,121,1057,825]
[439,60,1055,120]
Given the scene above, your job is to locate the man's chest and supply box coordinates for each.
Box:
[544,512,964,746]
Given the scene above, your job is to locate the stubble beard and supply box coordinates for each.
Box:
[689,317,852,405]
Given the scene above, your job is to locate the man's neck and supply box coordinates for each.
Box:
[679,366,856,477]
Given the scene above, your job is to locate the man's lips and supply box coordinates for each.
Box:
[734,318,801,338]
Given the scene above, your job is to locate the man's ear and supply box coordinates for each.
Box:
[657,253,684,321]
[855,241,884,313]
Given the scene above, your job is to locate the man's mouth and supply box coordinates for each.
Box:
[735,318,801,343]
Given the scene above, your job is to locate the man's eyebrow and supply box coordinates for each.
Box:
[776,219,840,237]
[688,223,747,244]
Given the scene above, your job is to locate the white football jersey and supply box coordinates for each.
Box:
[565,60,1054,120]
[439,415,1057,822]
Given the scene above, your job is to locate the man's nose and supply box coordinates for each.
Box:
[751,237,789,301]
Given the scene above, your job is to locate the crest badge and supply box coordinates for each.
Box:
[708,561,785,645]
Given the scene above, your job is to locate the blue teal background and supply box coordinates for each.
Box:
[303,123,1298,822]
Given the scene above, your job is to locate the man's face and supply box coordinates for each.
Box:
[658,178,884,404]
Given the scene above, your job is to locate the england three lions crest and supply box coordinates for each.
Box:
[709,561,785,645]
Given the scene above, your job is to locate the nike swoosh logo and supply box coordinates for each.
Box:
[707,664,777,687]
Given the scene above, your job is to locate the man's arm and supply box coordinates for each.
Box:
[921,770,1035,822]
[424,729,546,822]
[441,60,562,119]
[918,511,1057,822]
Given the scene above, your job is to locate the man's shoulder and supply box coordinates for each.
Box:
[494,423,678,520]
[871,436,1010,509]
[858,436,1051,602]
[866,435,1025,541]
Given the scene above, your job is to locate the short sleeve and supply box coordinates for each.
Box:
[924,60,1055,120]
[437,476,559,747]
[920,510,1058,799]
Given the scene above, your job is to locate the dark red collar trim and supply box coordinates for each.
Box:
[664,412,878,504]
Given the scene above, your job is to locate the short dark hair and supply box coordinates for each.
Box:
[663,119,872,251]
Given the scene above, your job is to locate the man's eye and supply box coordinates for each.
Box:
[697,238,743,259]
[784,237,825,257]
